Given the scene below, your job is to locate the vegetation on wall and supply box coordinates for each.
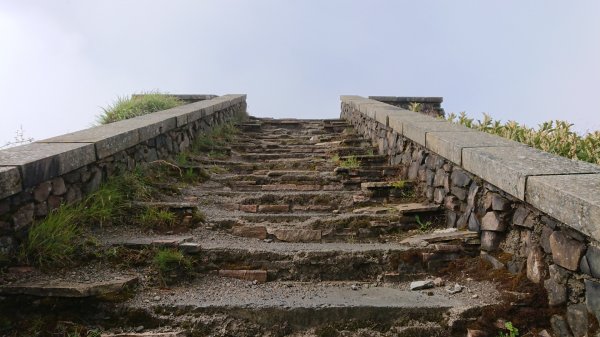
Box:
[446,112,600,165]
[97,91,184,124]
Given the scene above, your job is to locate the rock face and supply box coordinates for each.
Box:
[549,231,586,271]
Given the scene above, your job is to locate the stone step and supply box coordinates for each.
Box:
[115,275,493,336]
[0,276,138,298]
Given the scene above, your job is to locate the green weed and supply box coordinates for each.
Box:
[391,180,407,189]
[137,207,177,229]
[339,155,361,169]
[154,249,192,286]
[21,205,81,267]
[97,91,184,124]
[415,215,432,232]
[191,122,238,155]
[497,321,519,337]
[408,102,422,112]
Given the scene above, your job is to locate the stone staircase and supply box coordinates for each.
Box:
[0,118,517,336]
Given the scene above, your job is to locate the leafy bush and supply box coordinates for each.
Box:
[446,112,600,165]
[97,91,184,124]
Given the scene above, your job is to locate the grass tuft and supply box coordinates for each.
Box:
[97,91,184,124]
[154,249,192,286]
[21,205,81,267]
[137,207,178,230]
[339,155,361,169]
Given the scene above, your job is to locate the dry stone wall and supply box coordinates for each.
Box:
[0,94,247,260]
[341,95,600,336]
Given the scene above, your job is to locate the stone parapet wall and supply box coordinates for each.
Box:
[341,95,600,335]
[368,96,445,118]
[0,94,247,260]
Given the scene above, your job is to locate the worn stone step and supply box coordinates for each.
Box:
[239,152,329,160]
[116,275,494,336]
[0,276,138,298]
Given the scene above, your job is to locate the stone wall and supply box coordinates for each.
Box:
[0,94,247,261]
[368,96,445,118]
[341,95,600,336]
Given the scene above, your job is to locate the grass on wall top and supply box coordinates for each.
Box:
[446,112,600,165]
[97,91,184,124]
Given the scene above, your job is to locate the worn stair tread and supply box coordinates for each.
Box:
[126,275,496,311]
[0,276,138,297]
[395,203,443,214]
[102,332,185,337]
[103,230,414,253]
[401,229,479,246]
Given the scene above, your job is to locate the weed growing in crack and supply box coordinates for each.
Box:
[497,322,519,337]
[338,155,361,169]
[137,207,178,230]
[415,215,432,232]
[154,249,193,286]
[21,204,81,267]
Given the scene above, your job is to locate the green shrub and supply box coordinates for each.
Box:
[97,91,184,124]
[447,112,600,165]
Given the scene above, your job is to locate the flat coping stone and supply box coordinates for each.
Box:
[402,120,472,146]
[388,113,443,135]
[462,146,600,200]
[38,121,141,160]
[369,96,444,104]
[0,142,96,187]
[526,174,600,240]
[425,131,525,166]
[0,166,22,199]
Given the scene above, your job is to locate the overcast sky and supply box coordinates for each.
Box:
[1,0,599,146]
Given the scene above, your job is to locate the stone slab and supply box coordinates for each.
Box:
[403,120,473,147]
[0,166,22,199]
[0,276,138,297]
[38,121,141,159]
[369,96,444,104]
[526,174,600,240]
[425,131,525,166]
[388,113,444,136]
[463,146,600,200]
[0,142,95,187]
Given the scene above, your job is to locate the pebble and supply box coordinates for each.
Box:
[263,238,273,243]
[135,326,144,332]
[153,296,161,301]
[472,294,479,299]
[351,284,359,291]
[446,283,464,294]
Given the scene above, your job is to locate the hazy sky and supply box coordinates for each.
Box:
[1,1,599,146]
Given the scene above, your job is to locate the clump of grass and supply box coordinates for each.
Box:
[408,102,422,112]
[446,112,600,165]
[154,249,192,286]
[21,205,81,267]
[339,155,361,169]
[415,215,432,232]
[191,122,238,158]
[390,180,406,189]
[137,207,178,230]
[21,170,154,267]
[97,91,184,124]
